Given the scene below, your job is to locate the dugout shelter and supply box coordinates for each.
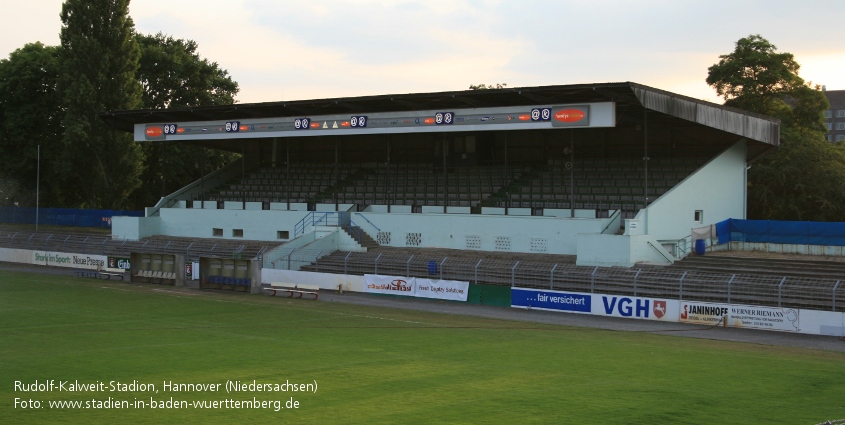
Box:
[100,82,779,267]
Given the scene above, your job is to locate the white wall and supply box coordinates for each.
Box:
[642,140,747,241]
[262,269,366,292]
[112,216,161,241]
[112,206,616,256]
[713,242,845,257]
[576,234,673,267]
[354,211,612,255]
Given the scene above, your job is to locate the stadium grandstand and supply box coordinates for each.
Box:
[4,82,844,329]
[97,82,778,268]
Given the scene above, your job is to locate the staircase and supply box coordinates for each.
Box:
[343,226,379,250]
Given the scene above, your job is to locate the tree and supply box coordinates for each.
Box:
[0,43,63,207]
[469,83,507,90]
[137,32,238,109]
[131,32,240,207]
[747,127,845,221]
[707,35,840,220]
[706,34,828,134]
[57,0,144,209]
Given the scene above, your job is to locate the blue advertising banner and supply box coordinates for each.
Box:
[511,288,591,313]
[719,219,845,246]
[0,207,143,228]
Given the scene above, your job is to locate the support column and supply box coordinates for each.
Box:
[569,131,574,217]
[643,109,650,234]
[335,139,339,211]
[442,133,448,213]
[504,132,509,214]
[286,139,290,210]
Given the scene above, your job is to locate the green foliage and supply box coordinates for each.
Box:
[748,127,845,220]
[706,35,802,111]
[0,3,242,210]
[707,34,828,132]
[0,43,63,207]
[707,35,839,220]
[132,32,240,207]
[57,0,144,209]
[131,143,241,208]
[2,272,844,423]
[137,32,238,109]
[469,83,507,90]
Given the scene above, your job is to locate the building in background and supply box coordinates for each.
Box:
[823,88,845,142]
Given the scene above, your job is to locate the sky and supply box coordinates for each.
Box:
[2,0,844,105]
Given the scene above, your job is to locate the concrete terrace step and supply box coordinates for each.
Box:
[664,254,845,281]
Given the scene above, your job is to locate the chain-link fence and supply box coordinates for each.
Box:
[272,249,844,312]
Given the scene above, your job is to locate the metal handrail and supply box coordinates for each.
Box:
[294,211,364,245]
[354,213,381,232]
[647,240,673,263]
[601,209,622,234]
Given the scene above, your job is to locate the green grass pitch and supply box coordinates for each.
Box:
[1,269,844,424]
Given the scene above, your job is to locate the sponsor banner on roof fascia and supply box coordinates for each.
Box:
[680,301,800,332]
[137,102,614,141]
[511,288,592,313]
[416,278,469,302]
[364,274,416,296]
[594,294,679,321]
[32,251,106,270]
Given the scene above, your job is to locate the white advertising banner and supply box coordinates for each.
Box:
[363,275,469,301]
[416,278,470,302]
[32,251,107,270]
[364,274,416,296]
[679,301,729,326]
[680,301,800,332]
[727,304,800,332]
[592,294,679,322]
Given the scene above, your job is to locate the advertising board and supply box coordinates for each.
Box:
[593,294,679,321]
[363,275,470,302]
[32,251,107,270]
[511,288,591,313]
[416,278,469,302]
[680,301,800,332]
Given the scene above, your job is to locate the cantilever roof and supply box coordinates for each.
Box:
[99,81,779,146]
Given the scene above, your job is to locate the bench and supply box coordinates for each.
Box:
[134,270,176,281]
[98,266,126,280]
[74,270,100,279]
[206,276,251,287]
[265,283,320,300]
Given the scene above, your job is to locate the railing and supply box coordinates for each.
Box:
[0,230,270,261]
[647,240,674,263]
[294,212,363,244]
[354,213,381,232]
[601,209,622,234]
[657,235,693,260]
[288,250,844,312]
[146,157,245,217]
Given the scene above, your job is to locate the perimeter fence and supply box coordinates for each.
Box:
[0,230,274,262]
[269,248,844,312]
